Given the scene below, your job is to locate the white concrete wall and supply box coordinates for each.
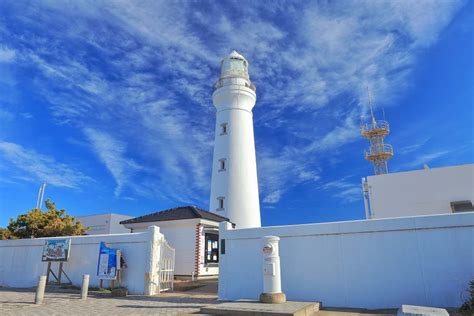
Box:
[160,222,198,277]
[218,213,474,309]
[0,227,164,295]
[76,213,132,235]
[108,214,134,234]
[127,220,197,276]
[366,164,474,219]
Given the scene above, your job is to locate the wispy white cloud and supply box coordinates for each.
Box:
[263,191,282,204]
[0,141,91,188]
[258,148,322,205]
[83,128,142,197]
[322,177,362,203]
[0,109,14,121]
[322,178,355,190]
[397,139,430,155]
[334,187,362,203]
[0,0,466,207]
[403,150,451,169]
[0,47,15,63]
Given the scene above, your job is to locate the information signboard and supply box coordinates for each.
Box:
[41,239,71,262]
[97,242,120,280]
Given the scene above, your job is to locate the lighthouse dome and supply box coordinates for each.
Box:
[220,50,249,79]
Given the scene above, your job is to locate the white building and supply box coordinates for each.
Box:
[76,213,132,235]
[120,206,230,279]
[209,51,261,229]
[362,163,474,219]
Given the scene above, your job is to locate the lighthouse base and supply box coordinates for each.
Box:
[259,292,287,304]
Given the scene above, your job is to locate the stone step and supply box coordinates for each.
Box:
[397,305,448,316]
[200,300,321,316]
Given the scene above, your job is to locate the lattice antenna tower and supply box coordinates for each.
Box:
[360,87,393,175]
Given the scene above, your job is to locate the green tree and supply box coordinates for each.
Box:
[2,199,87,239]
[0,227,13,240]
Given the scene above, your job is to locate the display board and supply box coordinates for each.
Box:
[41,239,71,262]
[97,242,121,280]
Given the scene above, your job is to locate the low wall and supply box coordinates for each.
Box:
[0,226,164,295]
[218,212,474,309]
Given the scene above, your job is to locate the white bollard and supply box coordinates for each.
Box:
[81,274,90,300]
[259,236,286,304]
[35,275,47,305]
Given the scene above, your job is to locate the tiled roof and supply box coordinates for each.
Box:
[119,206,230,225]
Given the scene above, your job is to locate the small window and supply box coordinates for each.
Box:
[450,200,473,213]
[217,196,225,210]
[205,233,219,264]
[218,159,226,171]
[220,123,228,135]
[220,239,225,255]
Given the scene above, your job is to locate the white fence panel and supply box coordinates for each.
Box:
[158,239,175,292]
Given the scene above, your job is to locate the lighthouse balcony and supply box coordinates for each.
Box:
[360,120,390,137]
[213,77,256,92]
[364,144,394,161]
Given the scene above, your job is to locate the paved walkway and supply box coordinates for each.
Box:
[0,288,217,315]
[186,279,218,294]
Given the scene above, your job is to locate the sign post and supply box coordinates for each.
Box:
[42,239,72,285]
[97,242,122,289]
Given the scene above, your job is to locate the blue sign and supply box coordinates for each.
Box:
[97,242,119,280]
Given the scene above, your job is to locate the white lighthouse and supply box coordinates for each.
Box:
[209,51,261,229]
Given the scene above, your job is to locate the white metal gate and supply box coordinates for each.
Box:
[158,239,175,292]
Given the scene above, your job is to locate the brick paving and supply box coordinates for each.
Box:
[0,287,218,315]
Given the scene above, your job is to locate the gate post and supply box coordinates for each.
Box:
[145,225,163,296]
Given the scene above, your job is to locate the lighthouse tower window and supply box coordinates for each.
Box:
[220,123,228,135]
[217,197,225,211]
[218,159,226,171]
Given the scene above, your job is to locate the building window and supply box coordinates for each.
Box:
[205,233,219,264]
[218,159,226,171]
[450,200,474,213]
[217,196,225,211]
[220,123,228,135]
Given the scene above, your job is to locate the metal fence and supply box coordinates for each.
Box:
[158,239,175,292]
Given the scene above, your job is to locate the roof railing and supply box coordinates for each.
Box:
[213,78,256,92]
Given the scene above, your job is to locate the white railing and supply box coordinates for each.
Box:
[213,78,256,92]
[158,239,175,292]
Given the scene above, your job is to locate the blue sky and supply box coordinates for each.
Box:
[0,0,473,227]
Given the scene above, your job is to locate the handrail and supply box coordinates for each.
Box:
[213,78,256,92]
[360,120,390,133]
[365,144,394,157]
